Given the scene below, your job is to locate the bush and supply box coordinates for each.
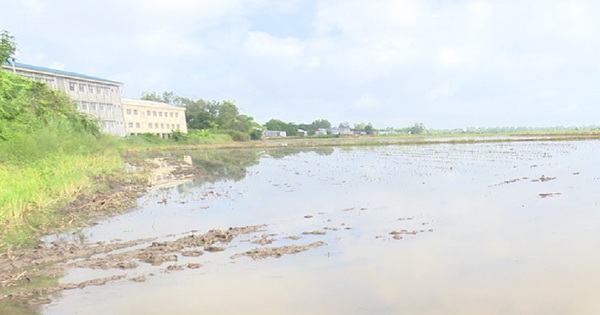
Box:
[171,130,187,142]
[213,129,250,142]
[250,128,263,140]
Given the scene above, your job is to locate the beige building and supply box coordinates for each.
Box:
[2,62,127,136]
[121,98,187,137]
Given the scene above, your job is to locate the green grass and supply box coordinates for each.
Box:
[119,131,233,150]
[0,151,123,246]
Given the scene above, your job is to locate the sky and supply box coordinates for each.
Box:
[2,0,600,129]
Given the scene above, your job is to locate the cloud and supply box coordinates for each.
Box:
[426,83,459,101]
[2,0,600,128]
[353,95,380,110]
[244,32,304,63]
[138,29,205,59]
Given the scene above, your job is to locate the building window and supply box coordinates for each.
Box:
[94,103,101,112]
[177,124,180,129]
[169,112,174,117]
[128,123,133,128]
[175,113,179,118]
[149,123,153,129]
[79,84,85,92]
[136,123,140,128]
[153,111,157,116]
[80,101,88,110]
[96,86,102,94]
[133,109,138,115]
[160,123,164,129]
[155,123,158,129]
[126,109,132,115]
[171,124,175,129]
[147,110,151,116]
[88,85,94,93]
[159,112,163,117]
[90,103,96,111]
[69,82,76,91]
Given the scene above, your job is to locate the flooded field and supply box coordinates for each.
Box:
[3,140,600,314]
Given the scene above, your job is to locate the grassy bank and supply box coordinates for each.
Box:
[0,70,128,247]
[0,153,123,245]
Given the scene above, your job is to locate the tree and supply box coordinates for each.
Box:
[1,30,17,64]
[184,99,219,130]
[265,119,298,136]
[216,101,240,130]
[141,91,176,104]
[364,123,374,135]
[265,119,286,131]
[310,119,331,130]
[410,122,426,135]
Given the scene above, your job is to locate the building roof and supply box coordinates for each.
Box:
[121,98,186,110]
[4,62,122,84]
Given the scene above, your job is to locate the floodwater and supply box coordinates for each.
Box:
[16,141,600,314]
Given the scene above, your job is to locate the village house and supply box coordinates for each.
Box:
[121,98,187,138]
[2,62,127,136]
[330,127,353,136]
[315,128,328,136]
[264,130,287,137]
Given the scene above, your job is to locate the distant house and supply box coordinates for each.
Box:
[315,128,328,136]
[297,129,308,137]
[2,62,127,136]
[330,127,353,136]
[264,130,287,137]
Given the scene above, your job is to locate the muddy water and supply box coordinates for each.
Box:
[20,141,600,313]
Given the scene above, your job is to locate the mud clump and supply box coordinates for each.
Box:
[532,175,557,182]
[0,225,266,305]
[302,230,326,235]
[231,241,327,260]
[252,234,277,245]
[388,229,434,240]
[181,250,204,257]
[539,192,561,198]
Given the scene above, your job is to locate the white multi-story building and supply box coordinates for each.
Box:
[2,62,127,136]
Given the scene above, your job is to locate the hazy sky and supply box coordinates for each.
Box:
[2,0,599,129]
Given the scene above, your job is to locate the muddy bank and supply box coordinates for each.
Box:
[1,225,264,302]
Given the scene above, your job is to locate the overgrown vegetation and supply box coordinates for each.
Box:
[0,69,124,246]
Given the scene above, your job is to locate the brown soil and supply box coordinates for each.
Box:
[231,241,327,260]
[0,225,267,303]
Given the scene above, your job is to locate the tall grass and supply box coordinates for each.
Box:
[0,152,122,245]
[0,69,125,246]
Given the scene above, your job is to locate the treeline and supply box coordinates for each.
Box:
[141,91,262,141]
[142,91,430,139]
[265,118,332,136]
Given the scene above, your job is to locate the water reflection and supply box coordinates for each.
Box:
[147,155,194,188]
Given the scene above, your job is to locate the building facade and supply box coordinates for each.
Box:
[121,98,187,138]
[2,62,127,136]
[264,130,287,137]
